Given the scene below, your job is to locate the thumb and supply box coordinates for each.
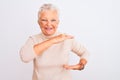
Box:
[65,34,74,39]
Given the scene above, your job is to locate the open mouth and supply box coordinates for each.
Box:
[45,27,53,31]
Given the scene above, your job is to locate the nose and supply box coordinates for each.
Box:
[46,20,51,26]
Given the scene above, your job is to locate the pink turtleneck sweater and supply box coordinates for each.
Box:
[20,32,89,80]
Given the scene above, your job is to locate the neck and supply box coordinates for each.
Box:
[41,31,60,39]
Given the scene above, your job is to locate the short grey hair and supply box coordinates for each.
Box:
[38,3,59,19]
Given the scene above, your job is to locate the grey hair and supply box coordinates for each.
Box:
[38,3,59,19]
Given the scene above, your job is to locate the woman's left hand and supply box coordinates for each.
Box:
[63,63,85,71]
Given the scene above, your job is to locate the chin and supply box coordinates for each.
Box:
[46,31,56,36]
[44,33,54,36]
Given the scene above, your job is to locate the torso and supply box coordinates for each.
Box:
[32,32,73,80]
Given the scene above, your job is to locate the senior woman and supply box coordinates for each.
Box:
[20,3,89,80]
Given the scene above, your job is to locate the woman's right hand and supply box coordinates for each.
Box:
[50,34,74,44]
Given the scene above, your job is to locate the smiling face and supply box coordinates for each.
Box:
[38,10,59,36]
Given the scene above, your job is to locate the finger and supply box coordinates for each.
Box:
[63,64,85,70]
[63,65,71,70]
[68,65,79,70]
[63,65,78,70]
[65,34,74,39]
[79,65,84,70]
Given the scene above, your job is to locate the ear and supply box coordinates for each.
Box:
[38,20,40,25]
[58,19,60,24]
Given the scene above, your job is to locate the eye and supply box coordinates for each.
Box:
[51,19,56,22]
[41,19,47,21]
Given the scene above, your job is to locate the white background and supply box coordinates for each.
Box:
[0,0,120,80]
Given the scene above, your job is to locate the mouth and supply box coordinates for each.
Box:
[45,27,53,31]
[42,27,55,36]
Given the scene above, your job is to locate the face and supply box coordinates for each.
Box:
[38,10,59,36]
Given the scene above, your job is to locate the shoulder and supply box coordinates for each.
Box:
[65,37,82,46]
[28,33,43,43]
[30,33,42,39]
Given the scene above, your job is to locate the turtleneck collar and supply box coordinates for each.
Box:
[41,31,61,40]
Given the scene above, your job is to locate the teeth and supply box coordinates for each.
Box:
[45,27,52,30]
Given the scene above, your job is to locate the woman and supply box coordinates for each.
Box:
[20,3,89,80]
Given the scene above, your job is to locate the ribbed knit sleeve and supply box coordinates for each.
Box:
[20,36,37,63]
[71,39,89,61]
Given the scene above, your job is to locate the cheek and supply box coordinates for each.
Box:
[55,23,59,28]
[39,22,46,27]
[53,22,59,27]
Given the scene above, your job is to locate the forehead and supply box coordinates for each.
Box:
[40,10,58,18]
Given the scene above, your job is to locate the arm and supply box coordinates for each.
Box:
[63,58,87,70]
[20,37,37,63]
[20,34,73,63]
[34,34,74,56]
[63,40,89,70]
